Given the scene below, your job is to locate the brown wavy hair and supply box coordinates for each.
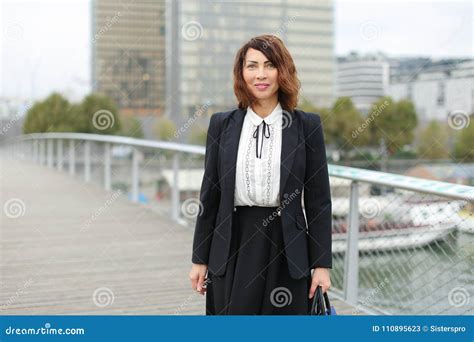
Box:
[233,34,301,112]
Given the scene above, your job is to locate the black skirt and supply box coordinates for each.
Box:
[206,205,312,315]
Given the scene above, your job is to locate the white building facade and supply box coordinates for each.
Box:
[336,57,390,114]
[389,60,474,123]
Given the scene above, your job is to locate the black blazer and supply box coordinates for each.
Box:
[192,108,332,280]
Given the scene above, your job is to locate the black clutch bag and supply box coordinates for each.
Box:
[310,286,332,315]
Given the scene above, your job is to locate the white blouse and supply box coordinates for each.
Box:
[234,103,283,207]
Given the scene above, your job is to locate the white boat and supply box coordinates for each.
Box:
[332,222,457,253]
[330,192,464,253]
[457,212,474,234]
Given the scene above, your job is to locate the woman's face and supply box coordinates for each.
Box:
[242,48,279,103]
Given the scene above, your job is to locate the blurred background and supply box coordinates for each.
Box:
[2,0,473,170]
[1,0,472,316]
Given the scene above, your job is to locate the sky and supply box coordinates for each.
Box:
[1,0,472,101]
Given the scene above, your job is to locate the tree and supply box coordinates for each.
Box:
[417,120,449,159]
[299,97,334,145]
[369,97,418,154]
[23,93,74,133]
[75,93,121,135]
[119,115,144,139]
[453,114,474,161]
[23,92,122,135]
[154,117,176,141]
[329,97,369,150]
[189,124,207,146]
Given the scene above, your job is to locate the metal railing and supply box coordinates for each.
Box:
[2,133,473,315]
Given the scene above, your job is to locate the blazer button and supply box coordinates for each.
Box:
[233,207,237,212]
[277,209,281,216]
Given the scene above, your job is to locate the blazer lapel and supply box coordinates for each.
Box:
[279,110,298,199]
[222,108,246,192]
[222,108,298,205]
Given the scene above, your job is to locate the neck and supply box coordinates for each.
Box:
[251,96,278,118]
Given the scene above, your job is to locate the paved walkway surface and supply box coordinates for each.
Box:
[1,159,359,315]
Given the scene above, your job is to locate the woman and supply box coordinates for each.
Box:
[189,34,332,315]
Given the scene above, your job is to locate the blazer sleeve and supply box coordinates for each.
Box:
[303,113,333,269]
[191,112,223,264]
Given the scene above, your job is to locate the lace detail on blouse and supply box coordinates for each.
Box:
[264,125,275,205]
[234,103,283,207]
[244,131,255,202]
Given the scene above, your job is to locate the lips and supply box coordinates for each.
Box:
[255,83,270,90]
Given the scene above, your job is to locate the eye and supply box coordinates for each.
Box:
[247,64,256,69]
[266,63,275,69]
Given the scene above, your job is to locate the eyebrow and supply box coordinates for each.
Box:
[246,60,272,64]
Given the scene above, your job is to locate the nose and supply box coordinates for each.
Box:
[256,66,267,80]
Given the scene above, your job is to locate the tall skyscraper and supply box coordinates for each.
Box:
[175,0,335,120]
[92,0,335,139]
[91,0,166,117]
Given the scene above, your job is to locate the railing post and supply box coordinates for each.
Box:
[171,153,180,221]
[22,141,26,160]
[47,139,54,168]
[69,140,75,176]
[26,141,30,160]
[16,141,21,159]
[344,180,359,305]
[84,140,91,183]
[57,139,63,171]
[104,143,111,191]
[39,140,45,165]
[131,147,139,203]
[20,141,25,160]
[33,140,38,163]
[21,141,25,159]
[23,141,27,160]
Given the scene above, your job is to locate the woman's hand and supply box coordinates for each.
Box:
[308,267,331,299]
[189,263,208,295]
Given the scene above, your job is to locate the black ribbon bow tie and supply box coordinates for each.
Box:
[252,120,271,159]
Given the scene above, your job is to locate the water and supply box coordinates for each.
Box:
[333,231,473,315]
